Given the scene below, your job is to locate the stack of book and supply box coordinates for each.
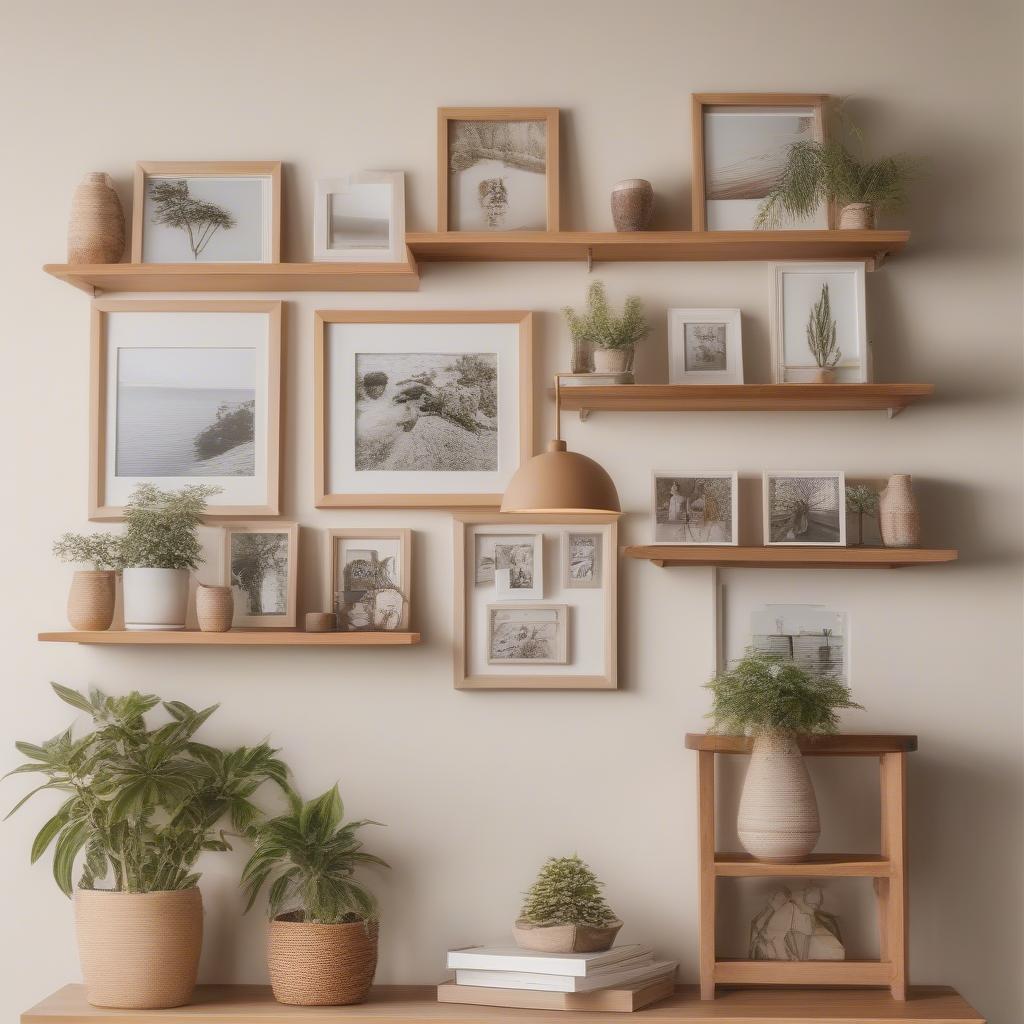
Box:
[438,944,677,1013]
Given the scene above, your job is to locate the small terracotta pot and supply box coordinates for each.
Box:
[67,570,116,631]
[513,918,623,953]
[592,349,629,373]
[196,585,233,632]
[74,888,203,1009]
[839,203,875,230]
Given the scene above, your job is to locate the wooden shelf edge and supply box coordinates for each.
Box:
[685,733,919,755]
[37,630,421,646]
[625,546,958,569]
[714,853,892,877]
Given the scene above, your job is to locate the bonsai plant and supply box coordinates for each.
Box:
[706,652,862,862]
[5,683,290,1009]
[845,484,880,546]
[806,283,841,382]
[52,531,124,631]
[513,854,622,953]
[241,785,389,1006]
[563,281,648,375]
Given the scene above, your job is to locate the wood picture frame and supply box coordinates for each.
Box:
[437,107,560,232]
[314,310,533,509]
[222,522,299,628]
[453,513,618,690]
[131,161,282,264]
[89,299,282,520]
[690,94,831,231]
[324,528,412,632]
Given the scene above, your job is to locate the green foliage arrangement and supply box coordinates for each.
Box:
[5,684,290,895]
[706,651,863,738]
[120,483,220,570]
[519,854,618,927]
[563,281,648,352]
[806,284,840,369]
[149,180,237,260]
[52,532,125,571]
[241,785,388,924]
[846,485,880,546]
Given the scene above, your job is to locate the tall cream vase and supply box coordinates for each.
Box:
[737,733,820,862]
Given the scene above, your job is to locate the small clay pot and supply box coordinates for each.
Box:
[196,585,233,632]
[513,918,623,954]
[611,179,654,231]
[839,203,875,230]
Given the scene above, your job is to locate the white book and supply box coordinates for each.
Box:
[446,944,651,977]
[454,959,677,994]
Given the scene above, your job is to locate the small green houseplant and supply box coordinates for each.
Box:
[53,531,125,631]
[706,652,862,863]
[513,854,622,953]
[242,785,389,1006]
[563,281,648,375]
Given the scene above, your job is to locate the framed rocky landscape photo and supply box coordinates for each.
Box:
[89,299,282,520]
[223,522,298,628]
[315,310,533,508]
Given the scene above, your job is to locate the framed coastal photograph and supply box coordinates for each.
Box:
[438,107,559,231]
[223,522,298,628]
[691,94,829,231]
[751,603,847,682]
[770,262,868,383]
[668,308,743,384]
[764,471,846,546]
[313,172,406,263]
[324,529,411,632]
[89,299,282,520]
[131,161,281,263]
[315,311,533,508]
[454,514,618,689]
[479,533,543,600]
[652,472,738,545]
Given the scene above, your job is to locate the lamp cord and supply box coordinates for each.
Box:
[553,373,562,443]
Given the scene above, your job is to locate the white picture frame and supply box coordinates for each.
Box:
[652,471,739,545]
[562,531,603,589]
[668,308,743,384]
[770,263,868,383]
[763,470,847,547]
[486,603,568,665]
[313,172,406,263]
[491,533,544,600]
[223,522,298,628]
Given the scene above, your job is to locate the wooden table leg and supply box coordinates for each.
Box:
[881,751,908,1000]
[697,750,716,1000]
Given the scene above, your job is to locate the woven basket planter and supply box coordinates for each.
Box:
[196,584,233,632]
[839,203,875,230]
[67,172,125,264]
[513,918,623,953]
[268,916,379,1006]
[67,570,116,631]
[74,888,202,1009]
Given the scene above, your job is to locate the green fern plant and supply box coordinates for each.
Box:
[52,532,125,571]
[120,483,220,570]
[806,284,840,369]
[563,281,648,353]
[519,854,618,927]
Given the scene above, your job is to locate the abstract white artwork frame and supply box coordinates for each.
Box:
[313,172,406,263]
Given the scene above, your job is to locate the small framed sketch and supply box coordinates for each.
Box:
[770,263,868,383]
[668,309,743,384]
[313,172,406,263]
[223,523,298,628]
[751,604,847,682]
[89,299,282,520]
[324,529,412,632]
[691,94,830,231]
[315,310,533,508]
[653,472,738,545]
[132,161,281,263]
[764,471,846,546]
[454,514,618,690]
[438,107,560,231]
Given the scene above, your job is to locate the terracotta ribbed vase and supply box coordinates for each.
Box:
[879,474,921,548]
[67,172,125,264]
[74,888,203,1009]
[67,570,116,631]
[196,584,233,632]
[267,917,378,1006]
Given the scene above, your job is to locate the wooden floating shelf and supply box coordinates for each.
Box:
[686,733,919,756]
[21,983,985,1024]
[626,546,958,569]
[715,852,892,877]
[37,630,421,647]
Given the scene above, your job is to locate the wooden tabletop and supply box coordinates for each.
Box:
[685,734,918,755]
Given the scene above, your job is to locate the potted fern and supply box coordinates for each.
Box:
[52,531,124,631]
[563,281,648,375]
[6,683,290,1009]
[706,652,862,862]
[806,283,841,382]
[513,854,622,952]
[241,785,389,1006]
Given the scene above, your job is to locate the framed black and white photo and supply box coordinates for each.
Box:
[486,534,544,600]
[223,523,298,628]
[315,311,533,508]
[324,529,411,632]
[751,603,848,682]
[764,471,846,546]
[770,263,868,382]
[668,308,743,384]
[313,172,406,263]
[652,472,738,545]
[90,299,282,520]
[562,531,602,589]
[486,604,568,665]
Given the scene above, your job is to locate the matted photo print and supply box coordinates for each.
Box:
[764,471,846,546]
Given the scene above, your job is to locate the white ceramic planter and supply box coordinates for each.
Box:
[122,568,190,630]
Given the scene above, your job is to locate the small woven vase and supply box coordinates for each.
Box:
[593,349,629,373]
[611,179,654,231]
[68,172,125,263]
[839,203,875,230]
[67,570,116,631]
[196,584,233,632]
[879,474,921,548]
[737,734,820,863]
[268,917,379,1006]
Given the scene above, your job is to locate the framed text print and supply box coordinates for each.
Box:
[89,299,282,520]
[315,310,533,508]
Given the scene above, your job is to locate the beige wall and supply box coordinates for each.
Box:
[2,1,1022,1021]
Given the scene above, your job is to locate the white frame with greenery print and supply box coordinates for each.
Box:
[763,470,847,547]
[222,522,298,628]
[667,308,743,384]
[313,172,406,263]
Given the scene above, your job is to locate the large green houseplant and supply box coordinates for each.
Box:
[6,683,290,1009]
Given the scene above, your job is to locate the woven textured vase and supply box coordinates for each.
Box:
[839,203,875,229]
[593,349,629,373]
[513,919,623,953]
[67,570,116,631]
[74,888,202,1009]
[268,917,379,1006]
[611,179,654,231]
[879,474,921,548]
[196,584,233,632]
[68,172,125,263]
[737,734,820,863]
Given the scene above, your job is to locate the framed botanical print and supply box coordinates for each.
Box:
[223,522,298,628]
[313,172,406,263]
[691,94,830,231]
[324,529,411,632]
[438,108,560,231]
[89,299,282,520]
[652,471,739,545]
[668,308,743,384]
[315,310,533,508]
[132,161,281,263]
[763,470,847,546]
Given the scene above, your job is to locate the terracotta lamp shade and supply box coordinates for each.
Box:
[501,439,621,514]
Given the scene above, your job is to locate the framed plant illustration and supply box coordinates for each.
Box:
[437,108,560,231]
[313,172,406,263]
[324,528,411,632]
[763,470,847,546]
[223,522,298,628]
[89,299,282,520]
[667,308,743,384]
[315,310,533,508]
[131,161,281,263]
